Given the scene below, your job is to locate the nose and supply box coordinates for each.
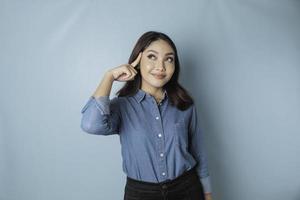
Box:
[155,60,165,71]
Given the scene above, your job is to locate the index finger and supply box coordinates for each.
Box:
[130,52,142,67]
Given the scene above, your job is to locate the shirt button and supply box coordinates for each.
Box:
[158,134,162,137]
[155,116,159,120]
[160,153,164,157]
[162,172,166,176]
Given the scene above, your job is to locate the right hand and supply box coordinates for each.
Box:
[108,52,142,82]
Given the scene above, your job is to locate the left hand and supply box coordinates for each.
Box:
[205,193,212,200]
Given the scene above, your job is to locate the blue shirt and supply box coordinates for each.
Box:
[80,89,212,193]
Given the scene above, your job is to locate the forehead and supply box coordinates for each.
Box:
[144,39,174,54]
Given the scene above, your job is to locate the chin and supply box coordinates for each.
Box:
[143,76,168,88]
[151,83,166,88]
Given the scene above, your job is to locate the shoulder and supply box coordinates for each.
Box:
[110,96,126,105]
[180,102,195,115]
[110,96,134,108]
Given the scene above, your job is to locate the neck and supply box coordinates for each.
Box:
[141,86,165,101]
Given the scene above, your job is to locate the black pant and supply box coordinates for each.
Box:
[124,166,205,200]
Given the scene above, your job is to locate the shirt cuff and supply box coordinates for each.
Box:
[81,96,94,113]
[200,175,212,194]
[92,96,110,115]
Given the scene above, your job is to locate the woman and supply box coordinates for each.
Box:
[81,31,213,200]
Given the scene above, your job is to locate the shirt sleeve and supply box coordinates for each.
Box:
[80,95,121,135]
[188,104,212,194]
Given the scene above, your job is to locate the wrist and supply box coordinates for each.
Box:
[105,70,115,81]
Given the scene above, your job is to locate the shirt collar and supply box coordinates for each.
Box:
[134,89,168,103]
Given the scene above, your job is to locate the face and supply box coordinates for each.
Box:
[139,39,175,91]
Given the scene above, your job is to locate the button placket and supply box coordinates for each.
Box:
[150,97,167,181]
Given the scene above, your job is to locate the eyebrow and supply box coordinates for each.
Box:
[146,50,174,56]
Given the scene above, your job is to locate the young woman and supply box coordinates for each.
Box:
[81,31,213,200]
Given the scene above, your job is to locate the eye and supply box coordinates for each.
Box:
[147,54,156,60]
[166,57,174,63]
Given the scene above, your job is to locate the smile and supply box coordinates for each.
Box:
[152,74,166,79]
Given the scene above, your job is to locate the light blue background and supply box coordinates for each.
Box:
[1,0,299,199]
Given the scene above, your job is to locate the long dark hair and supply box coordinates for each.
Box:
[116,31,194,111]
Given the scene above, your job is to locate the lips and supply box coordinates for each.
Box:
[152,73,166,79]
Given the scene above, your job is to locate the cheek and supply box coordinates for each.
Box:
[140,65,151,78]
[167,65,175,74]
[140,60,154,71]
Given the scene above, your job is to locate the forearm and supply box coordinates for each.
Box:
[92,70,114,98]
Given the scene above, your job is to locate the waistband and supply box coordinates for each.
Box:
[126,166,198,190]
